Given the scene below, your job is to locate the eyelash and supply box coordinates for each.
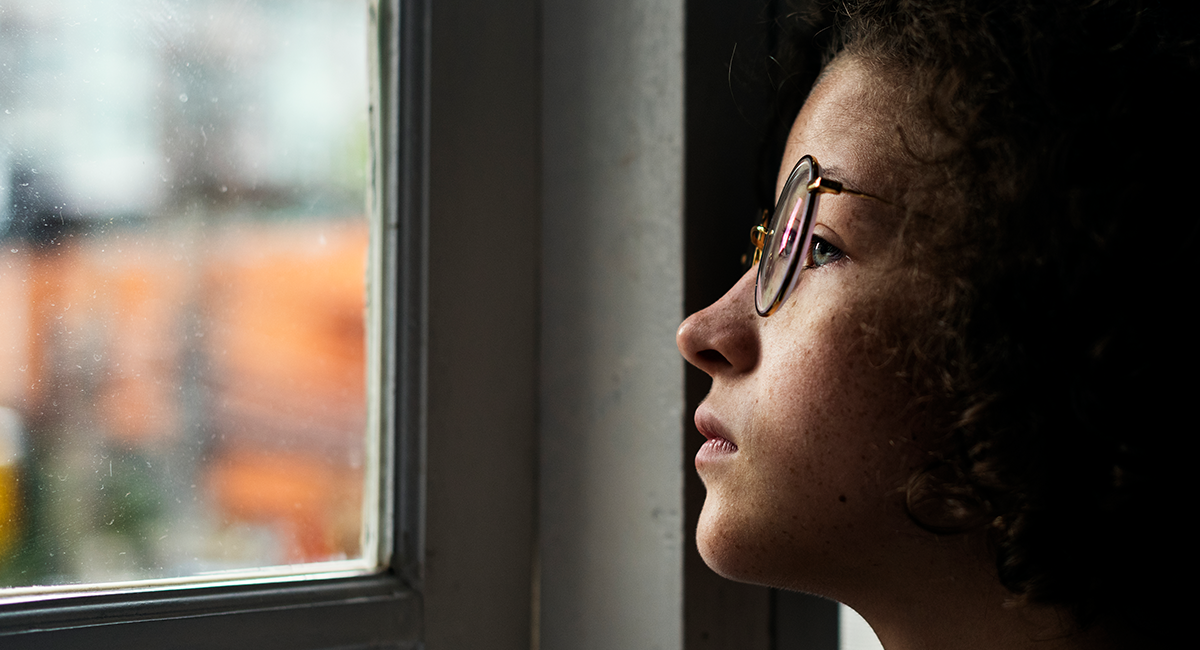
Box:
[804,236,845,269]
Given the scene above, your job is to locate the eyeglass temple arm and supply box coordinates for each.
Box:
[748,176,894,265]
[809,176,893,205]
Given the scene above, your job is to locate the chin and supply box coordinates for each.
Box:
[695,499,743,578]
[694,493,871,596]
[695,498,780,587]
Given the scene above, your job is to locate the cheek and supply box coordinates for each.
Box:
[696,298,924,588]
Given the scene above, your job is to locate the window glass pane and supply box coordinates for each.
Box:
[0,0,377,596]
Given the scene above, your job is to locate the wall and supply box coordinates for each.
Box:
[540,1,686,648]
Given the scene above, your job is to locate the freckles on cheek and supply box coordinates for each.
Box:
[776,342,915,494]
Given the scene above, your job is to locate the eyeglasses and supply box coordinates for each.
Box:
[751,154,892,317]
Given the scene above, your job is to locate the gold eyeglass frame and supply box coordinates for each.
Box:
[751,155,893,317]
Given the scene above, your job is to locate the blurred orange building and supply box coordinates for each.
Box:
[0,217,368,568]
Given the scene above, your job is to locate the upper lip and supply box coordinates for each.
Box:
[694,405,736,446]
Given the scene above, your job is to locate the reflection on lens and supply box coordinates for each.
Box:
[756,157,815,316]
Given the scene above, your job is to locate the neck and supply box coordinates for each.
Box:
[835,534,1124,650]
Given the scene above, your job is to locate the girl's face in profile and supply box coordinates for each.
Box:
[677,58,929,597]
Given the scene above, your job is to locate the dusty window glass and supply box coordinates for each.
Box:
[0,0,378,596]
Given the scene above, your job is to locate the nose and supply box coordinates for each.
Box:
[676,268,760,377]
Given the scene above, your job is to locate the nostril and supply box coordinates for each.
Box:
[696,349,730,368]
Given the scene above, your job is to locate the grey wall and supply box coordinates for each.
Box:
[540,1,686,649]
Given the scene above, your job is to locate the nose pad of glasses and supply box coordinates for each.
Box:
[742,210,770,271]
[751,225,767,266]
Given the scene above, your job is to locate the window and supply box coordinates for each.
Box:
[0,0,379,596]
[0,0,422,645]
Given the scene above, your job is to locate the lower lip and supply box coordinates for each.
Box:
[695,437,738,466]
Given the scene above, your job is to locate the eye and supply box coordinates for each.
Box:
[806,236,845,268]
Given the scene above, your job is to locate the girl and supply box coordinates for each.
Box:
[677,2,1195,648]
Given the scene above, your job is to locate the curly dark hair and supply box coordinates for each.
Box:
[767,0,1199,640]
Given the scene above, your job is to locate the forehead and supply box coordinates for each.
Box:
[777,57,910,202]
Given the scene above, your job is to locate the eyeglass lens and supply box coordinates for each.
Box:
[755,156,817,316]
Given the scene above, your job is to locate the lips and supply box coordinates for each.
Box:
[700,437,738,453]
[695,407,738,466]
